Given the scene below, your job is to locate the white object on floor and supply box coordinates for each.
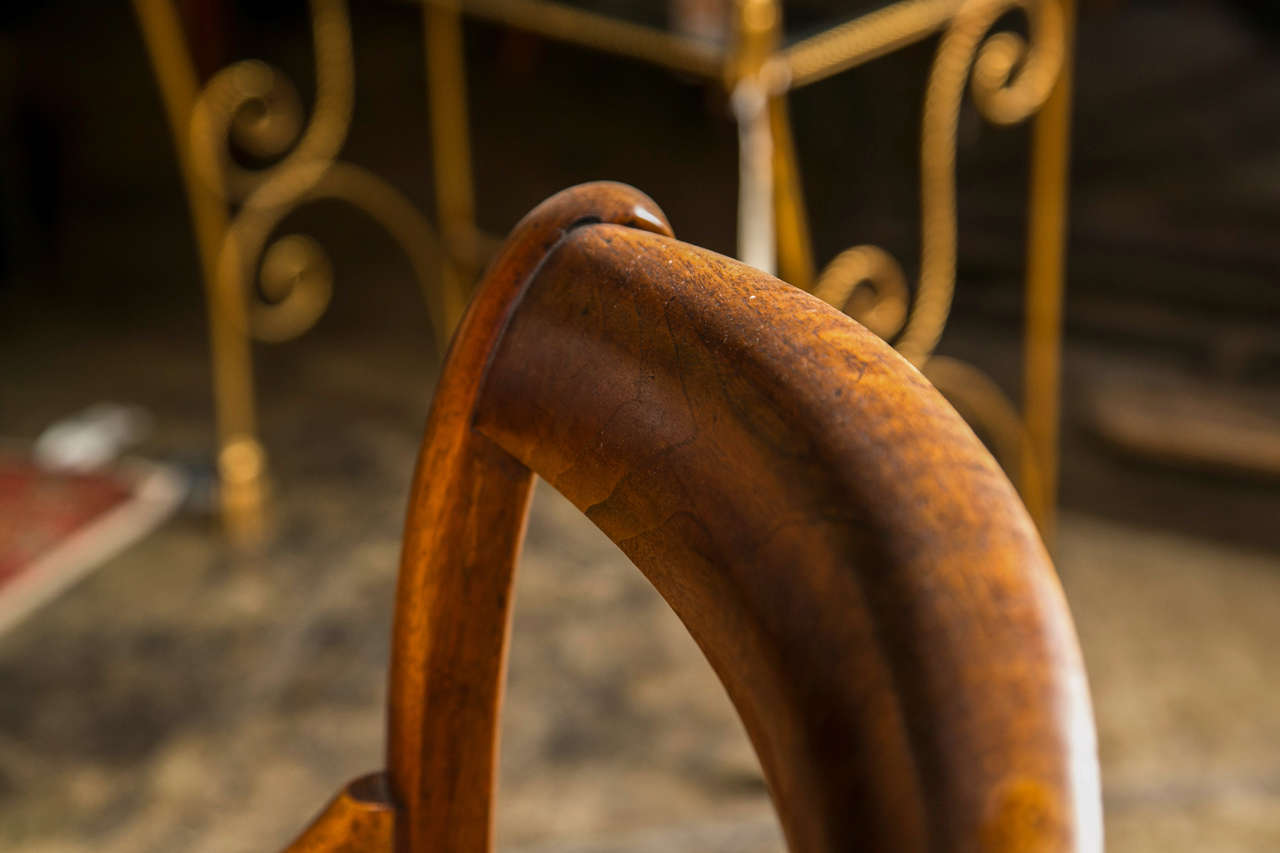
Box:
[33,403,153,472]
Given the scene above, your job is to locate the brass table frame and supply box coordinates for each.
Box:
[133,0,453,543]
[134,0,1074,542]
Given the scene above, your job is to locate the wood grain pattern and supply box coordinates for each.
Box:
[282,182,1101,852]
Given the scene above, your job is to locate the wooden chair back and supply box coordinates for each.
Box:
[284,182,1101,853]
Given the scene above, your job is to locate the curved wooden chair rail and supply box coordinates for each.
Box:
[284,183,1101,853]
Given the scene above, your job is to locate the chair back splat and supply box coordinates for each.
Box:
[284,182,1101,853]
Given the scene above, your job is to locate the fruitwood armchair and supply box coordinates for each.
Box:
[283,183,1100,852]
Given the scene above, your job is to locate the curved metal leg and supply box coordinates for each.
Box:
[137,0,453,543]
[133,0,267,544]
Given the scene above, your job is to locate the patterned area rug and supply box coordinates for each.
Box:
[0,452,184,634]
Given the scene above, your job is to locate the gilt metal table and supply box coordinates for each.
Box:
[133,0,1074,543]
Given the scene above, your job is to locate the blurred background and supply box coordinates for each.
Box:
[1,0,1278,850]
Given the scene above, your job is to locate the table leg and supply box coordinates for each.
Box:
[769,94,815,291]
[133,0,267,544]
[1022,0,1075,544]
[425,0,478,342]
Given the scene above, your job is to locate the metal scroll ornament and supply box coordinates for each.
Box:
[133,0,451,540]
[810,0,1064,517]
[813,0,1065,365]
[189,0,446,345]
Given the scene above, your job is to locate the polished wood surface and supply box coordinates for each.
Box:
[284,182,1100,852]
[285,773,394,850]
